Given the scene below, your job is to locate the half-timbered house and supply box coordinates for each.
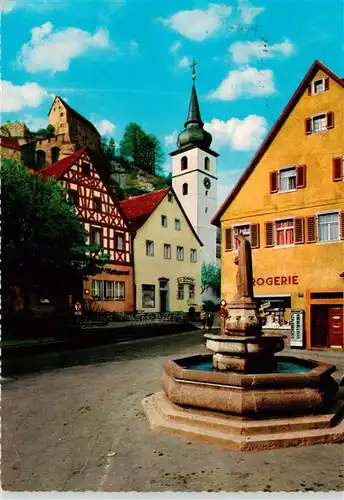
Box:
[36,147,134,313]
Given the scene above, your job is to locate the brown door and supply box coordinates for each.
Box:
[311,305,328,347]
[328,305,343,347]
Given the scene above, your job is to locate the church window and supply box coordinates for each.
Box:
[205,207,208,213]
[205,190,208,196]
[181,156,188,171]
[182,183,188,195]
[204,157,210,171]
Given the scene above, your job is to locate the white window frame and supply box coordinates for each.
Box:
[189,284,195,300]
[114,281,125,300]
[175,218,181,231]
[91,227,102,246]
[233,223,251,249]
[316,211,340,243]
[105,280,114,299]
[311,112,327,133]
[190,249,197,263]
[312,78,325,95]
[278,166,297,193]
[177,246,184,261]
[146,240,154,256]
[274,217,295,248]
[164,243,171,259]
[92,279,103,298]
[177,284,184,300]
[116,233,124,250]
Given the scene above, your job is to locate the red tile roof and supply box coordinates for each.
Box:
[211,60,344,227]
[120,187,203,245]
[35,147,87,180]
[120,188,170,232]
[0,136,20,151]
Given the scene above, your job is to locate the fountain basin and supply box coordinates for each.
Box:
[161,354,338,417]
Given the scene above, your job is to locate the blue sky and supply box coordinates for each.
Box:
[2,0,343,206]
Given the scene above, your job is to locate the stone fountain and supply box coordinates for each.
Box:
[142,236,344,451]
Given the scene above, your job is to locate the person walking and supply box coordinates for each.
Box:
[200,308,207,330]
[206,312,214,331]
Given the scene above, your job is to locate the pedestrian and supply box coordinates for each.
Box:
[200,308,207,330]
[206,312,214,331]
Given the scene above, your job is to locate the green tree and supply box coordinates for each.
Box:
[2,159,108,310]
[201,263,221,295]
[120,123,165,174]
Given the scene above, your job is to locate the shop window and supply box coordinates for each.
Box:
[146,240,154,256]
[233,225,250,248]
[182,183,188,195]
[161,215,168,227]
[318,213,339,242]
[91,280,125,300]
[175,219,181,230]
[93,196,101,212]
[275,219,294,246]
[190,249,197,263]
[181,156,188,171]
[204,157,210,171]
[142,284,155,308]
[164,244,171,259]
[177,246,184,261]
[177,284,184,300]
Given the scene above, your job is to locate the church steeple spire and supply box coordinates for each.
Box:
[176,60,213,150]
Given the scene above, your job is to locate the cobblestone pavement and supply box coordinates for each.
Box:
[2,331,344,493]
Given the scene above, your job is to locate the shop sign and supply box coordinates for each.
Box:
[177,277,195,285]
[253,275,299,286]
[103,267,130,276]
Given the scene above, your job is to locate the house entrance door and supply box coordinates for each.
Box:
[328,305,343,347]
[311,305,328,347]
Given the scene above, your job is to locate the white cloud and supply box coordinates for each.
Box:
[17,22,110,74]
[164,130,178,146]
[1,80,50,112]
[238,0,264,24]
[204,115,267,151]
[229,38,294,64]
[159,3,232,42]
[95,119,116,136]
[0,0,16,13]
[169,41,182,54]
[23,114,48,131]
[209,66,276,101]
[178,56,190,68]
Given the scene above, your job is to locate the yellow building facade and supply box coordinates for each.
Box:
[213,61,344,350]
[120,188,202,314]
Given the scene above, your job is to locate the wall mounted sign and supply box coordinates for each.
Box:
[253,275,299,286]
[103,267,130,276]
[177,277,195,285]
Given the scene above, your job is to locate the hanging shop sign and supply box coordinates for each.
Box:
[177,277,195,285]
[253,275,299,286]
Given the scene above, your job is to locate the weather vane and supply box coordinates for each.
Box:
[190,60,198,82]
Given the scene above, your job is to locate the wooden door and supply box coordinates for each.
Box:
[311,305,328,347]
[328,305,343,347]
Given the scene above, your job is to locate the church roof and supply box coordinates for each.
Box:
[48,96,100,137]
[35,147,87,180]
[184,84,204,128]
[211,60,344,227]
[120,187,203,245]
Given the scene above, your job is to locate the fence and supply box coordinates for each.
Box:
[77,311,185,329]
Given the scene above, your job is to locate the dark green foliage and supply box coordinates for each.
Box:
[1,159,109,303]
[201,263,221,295]
[30,124,56,139]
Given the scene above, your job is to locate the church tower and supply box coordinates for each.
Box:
[171,63,219,277]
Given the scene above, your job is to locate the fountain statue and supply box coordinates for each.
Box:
[142,237,344,451]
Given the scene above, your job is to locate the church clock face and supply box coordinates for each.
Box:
[203,177,211,190]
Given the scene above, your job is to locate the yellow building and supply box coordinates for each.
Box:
[120,187,202,314]
[212,60,344,350]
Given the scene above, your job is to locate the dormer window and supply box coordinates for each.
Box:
[181,156,188,171]
[182,183,188,195]
[308,77,329,95]
[204,157,210,171]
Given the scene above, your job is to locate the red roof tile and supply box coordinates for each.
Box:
[211,60,344,227]
[0,136,20,151]
[120,188,169,232]
[35,147,87,180]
